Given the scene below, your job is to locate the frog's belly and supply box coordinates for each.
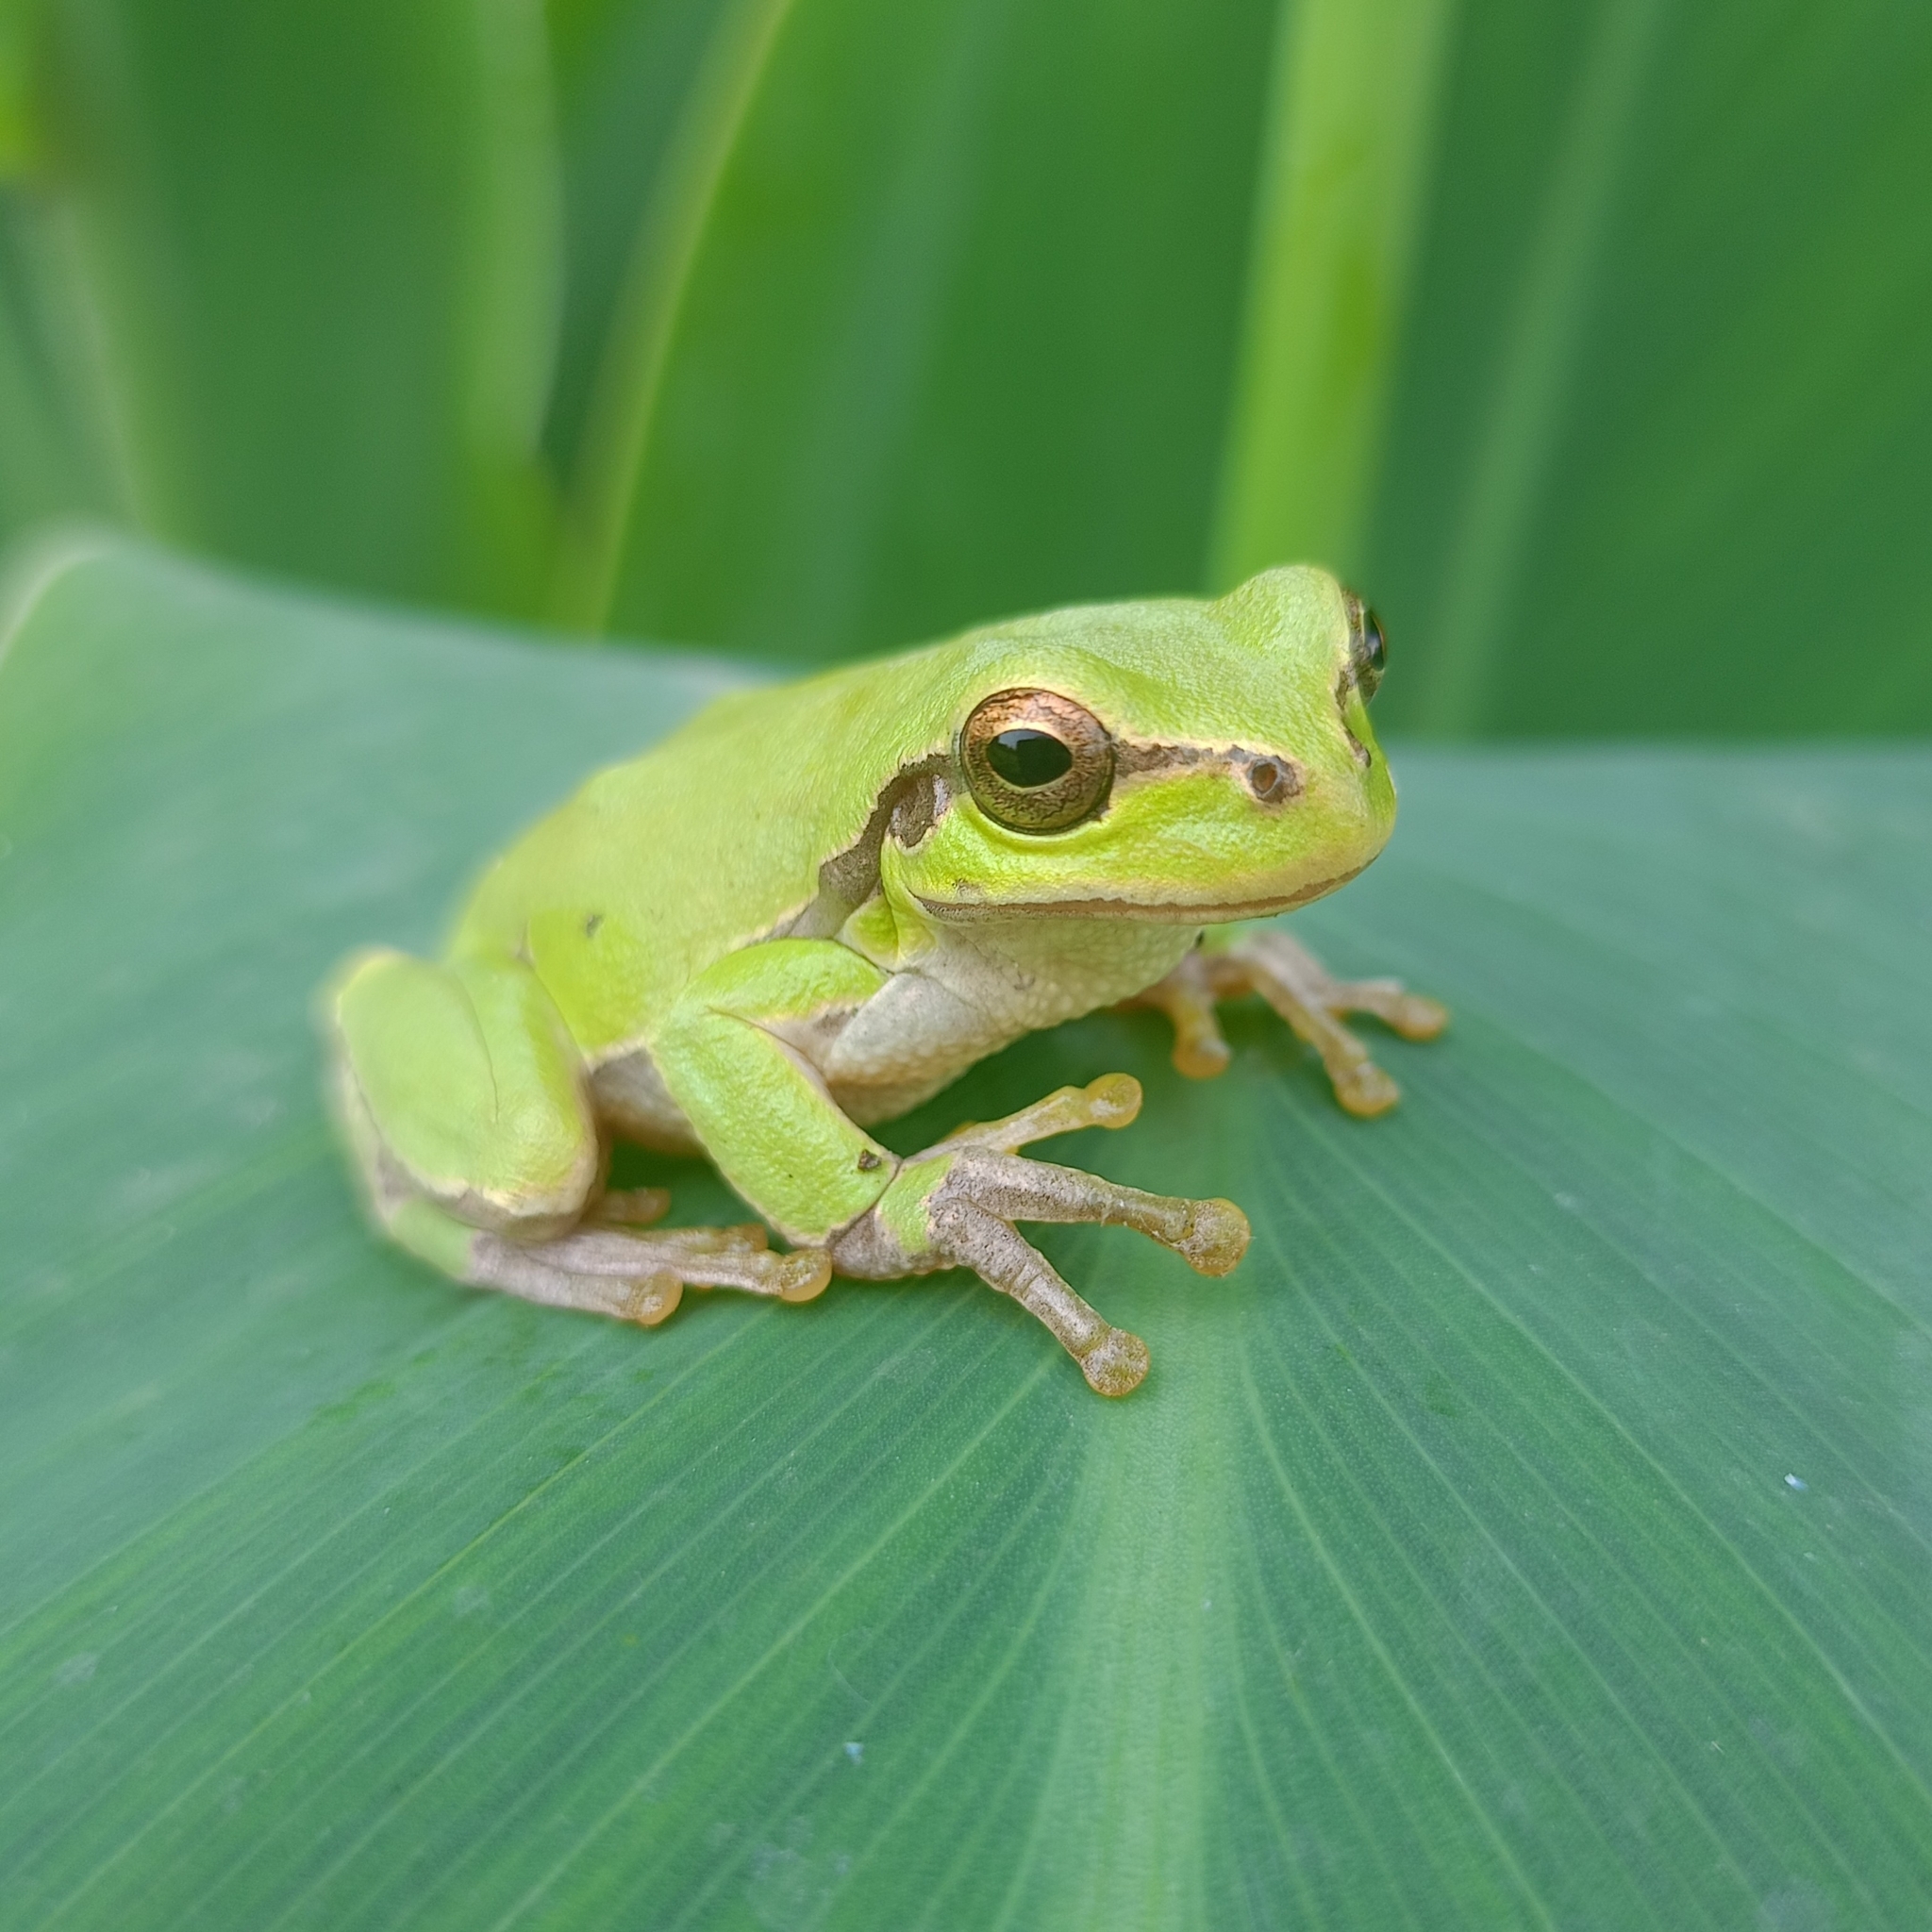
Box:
[818,917,1197,1124]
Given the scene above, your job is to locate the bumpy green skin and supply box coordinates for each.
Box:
[326,566,1395,1279]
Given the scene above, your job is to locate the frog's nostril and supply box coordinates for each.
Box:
[1247,758,1298,805]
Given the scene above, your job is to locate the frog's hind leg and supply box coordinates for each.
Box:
[326,947,827,1327]
[328,947,601,1237]
[834,1075,1249,1398]
[1129,928,1447,1117]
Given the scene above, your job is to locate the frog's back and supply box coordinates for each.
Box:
[449,642,969,1054]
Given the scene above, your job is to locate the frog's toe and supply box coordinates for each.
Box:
[934,1073,1142,1155]
[877,1146,1250,1395]
[932,1147,1249,1283]
[1077,1324,1150,1397]
[1171,1032,1233,1080]
[1174,1197,1250,1275]
[1333,1061,1401,1118]
[1387,992,1450,1041]
[1214,928,1445,1115]
[625,1271,684,1326]
[914,1189,1155,1398]
[776,1248,833,1303]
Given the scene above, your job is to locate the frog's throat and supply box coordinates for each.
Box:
[909,863,1370,924]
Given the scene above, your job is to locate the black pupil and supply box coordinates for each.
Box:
[987,728,1073,788]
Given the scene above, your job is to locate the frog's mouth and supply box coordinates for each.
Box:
[912,862,1370,924]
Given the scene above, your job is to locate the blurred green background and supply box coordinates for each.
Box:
[3,0,1926,728]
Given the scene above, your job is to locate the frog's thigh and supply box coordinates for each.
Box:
[328,947,598,1241]
[650,940,894,1245]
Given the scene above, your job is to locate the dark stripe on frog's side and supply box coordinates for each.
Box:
[779,755,953,941]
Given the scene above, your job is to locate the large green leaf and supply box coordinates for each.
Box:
[4,540,1930,1927]
[573,0,1932,731]
[31,0,560,616]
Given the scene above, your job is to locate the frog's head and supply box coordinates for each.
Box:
[889,565,1397,923]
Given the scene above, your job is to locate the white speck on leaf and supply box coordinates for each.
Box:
[55,1652,98,1686]
[1784,1474,1807,1491]
[843,1741,863,1765]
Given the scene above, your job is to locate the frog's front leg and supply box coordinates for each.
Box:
[654,945,1246,1396]
[1127,925,1447,1117]
[325,948,828,1325]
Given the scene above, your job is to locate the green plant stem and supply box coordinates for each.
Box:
[1209,0,1457,592]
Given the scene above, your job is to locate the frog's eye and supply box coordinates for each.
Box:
[1344,590,1386,703]
[960,688,1114,834]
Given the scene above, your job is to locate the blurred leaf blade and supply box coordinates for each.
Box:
[3,541,1931,1926]
[0,187,125,541]
[36,0,563,616]
[553,0,795,631]
[1365,0,1932,734]
[579,0,1275,659]
[1395,0,1665,733]
[541,0,737,481]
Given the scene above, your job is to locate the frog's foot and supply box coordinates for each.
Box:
[466,1217,831,1329]
[832,1080,1249,1398]
[923,1151,1248,1397]
[928,1075,1247,1278]
[1128,931,1447,1117]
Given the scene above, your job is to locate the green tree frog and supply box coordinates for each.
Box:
[325,566,1443,1396]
